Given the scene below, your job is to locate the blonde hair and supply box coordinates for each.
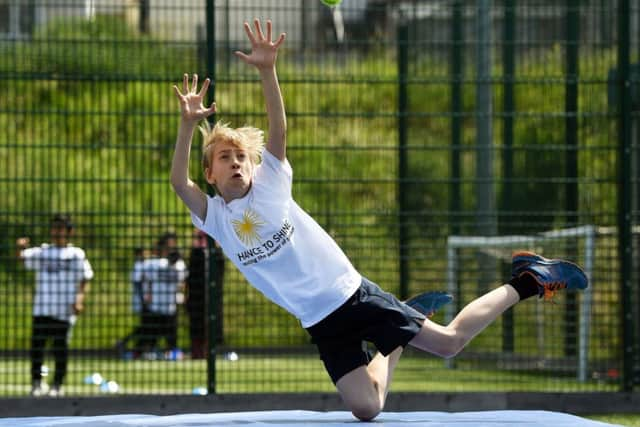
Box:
[199,120,264,170]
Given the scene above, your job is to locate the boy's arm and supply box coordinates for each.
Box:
[235,19,287,161]
[171,74,217,222]
[73,280,89,314]
[74,255,93,314]
[260,66,286,161]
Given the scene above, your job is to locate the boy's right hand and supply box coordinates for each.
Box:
[172,74,217,124]
[16,237,29,250]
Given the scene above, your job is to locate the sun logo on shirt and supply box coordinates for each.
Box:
[232,209,265,246]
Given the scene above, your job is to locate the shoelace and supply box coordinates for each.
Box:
[540,282,566,302]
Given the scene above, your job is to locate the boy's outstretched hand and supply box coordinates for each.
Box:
[173,74,217,124]
[235,19,286,71]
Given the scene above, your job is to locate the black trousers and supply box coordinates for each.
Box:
[31,316,71,386]
[136,311,177,352]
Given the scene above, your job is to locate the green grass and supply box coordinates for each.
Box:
[1,354,636,425]
[0,353,619,397]
[586,415,640,427]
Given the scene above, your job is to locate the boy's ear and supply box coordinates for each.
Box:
[204,167,215,184]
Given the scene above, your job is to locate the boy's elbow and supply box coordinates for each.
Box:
[170,178,193,201]
[171,181,186,197]
[170,175,184,192]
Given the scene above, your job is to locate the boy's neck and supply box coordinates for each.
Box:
[220,184,252,204]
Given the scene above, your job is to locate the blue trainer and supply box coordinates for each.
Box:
[405,291,453,318]
[512,251,588,300]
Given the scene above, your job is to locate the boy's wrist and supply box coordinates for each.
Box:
[258,66,277,77]
[180,117,200,127]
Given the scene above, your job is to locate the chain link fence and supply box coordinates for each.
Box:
[0,0,638,397]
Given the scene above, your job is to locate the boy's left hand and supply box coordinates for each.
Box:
[72,301,84,314]
[235,19,286,71]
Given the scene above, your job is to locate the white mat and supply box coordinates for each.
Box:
[0,410,623,427]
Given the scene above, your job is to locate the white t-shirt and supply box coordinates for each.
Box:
[22,243,94,322]
[129,259,146,313]
[192,150,361,328]
[132,257,187,315]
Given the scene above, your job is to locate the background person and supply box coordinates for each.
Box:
[185,230,226,359]
[115,246,149,357]
[133,232,187,359]
[16,214,93,397]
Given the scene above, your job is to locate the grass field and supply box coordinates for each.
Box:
[0,352,621,396]
[0,354,637,425]
[586,415,640,427]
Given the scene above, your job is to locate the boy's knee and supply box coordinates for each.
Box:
[350,402,381,422]
[346,389,382,421]
[441,346,461,359]
[437,333,467,359]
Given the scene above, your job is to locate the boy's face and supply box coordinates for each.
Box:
[205,139,254,202]
[161,237,178,257]
[50,221,71,247]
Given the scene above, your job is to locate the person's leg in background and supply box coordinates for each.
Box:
[30,316,49,396]
[49,318,71,396]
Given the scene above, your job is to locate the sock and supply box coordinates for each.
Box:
[508,273,540,301]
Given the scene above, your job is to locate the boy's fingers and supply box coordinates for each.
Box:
[254,18,265,40]
[197,78,210,97]
[274,33,286,49]
[266,20,272,41]
[234,51,249,63]
[182,73,188,93]
[172,86,188,109]
[243,22,256,44]
[191,74,198,93]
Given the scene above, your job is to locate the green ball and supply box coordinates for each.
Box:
[321,0,342,7]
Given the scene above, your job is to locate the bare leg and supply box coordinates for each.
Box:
[333,284,519,420]
[409,284,520,357]
[335,346,403,421]
[366,346,403,408]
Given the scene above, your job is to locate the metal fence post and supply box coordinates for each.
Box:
[397,18,409,300]
[617,0,635,393]
[501,0,515,354]
[564,0,580,358]
[450,1,464,315]
[475,0,496,293]
[450,1,463,236]
[205,0,217,396]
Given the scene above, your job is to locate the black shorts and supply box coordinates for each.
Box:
[305,277,426,384]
